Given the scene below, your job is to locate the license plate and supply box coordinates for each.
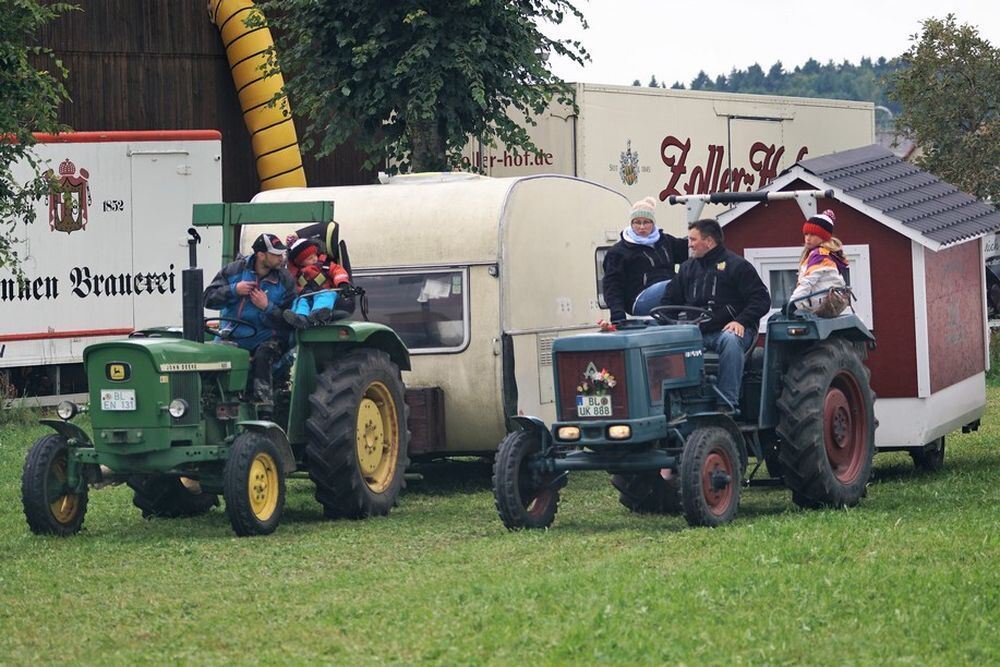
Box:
[576,394,612,418]
[101,388,136,411]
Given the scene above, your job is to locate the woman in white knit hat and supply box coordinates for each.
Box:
[601,195,688,323]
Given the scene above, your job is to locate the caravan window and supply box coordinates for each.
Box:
[353,268,469,353]
[595,246,612,309]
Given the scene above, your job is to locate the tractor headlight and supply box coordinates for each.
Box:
[556,426,581,441]
[56,400,79,421]
[167,398,189,418]
[607,425,632,440]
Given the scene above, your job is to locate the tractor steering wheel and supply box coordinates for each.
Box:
[648,305,713,326]
[204,316,259,341]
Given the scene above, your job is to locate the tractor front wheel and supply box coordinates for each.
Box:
[610,471,682,514]
[223,432,285,536]
[306,349,409,519]
[777,338,875,509]
[679,427,742,527]
[493,430,564,530]
[128,475,219,518]
[21,434,88,536]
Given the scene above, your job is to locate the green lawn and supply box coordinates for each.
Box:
[0,393,997,665]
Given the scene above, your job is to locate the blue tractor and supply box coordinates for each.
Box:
[492,190,877,529]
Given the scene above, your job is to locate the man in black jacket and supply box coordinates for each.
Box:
[661,218,770,409]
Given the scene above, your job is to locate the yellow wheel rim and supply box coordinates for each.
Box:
[247,452,279,521]
[48,454,80,525]
[355,381,400,494]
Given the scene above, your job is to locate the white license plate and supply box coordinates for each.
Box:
[101,388,136,411]
[576,394,612,418]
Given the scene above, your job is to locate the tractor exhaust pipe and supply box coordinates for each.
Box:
[182,227,204,342]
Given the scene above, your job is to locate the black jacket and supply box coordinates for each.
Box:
[602,230,688,322]
[662,244,770,333]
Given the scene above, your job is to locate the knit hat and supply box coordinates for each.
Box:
[288,238,320,267]
[251,233,287,256]
[803,209,836,242]
[630,196,657,224]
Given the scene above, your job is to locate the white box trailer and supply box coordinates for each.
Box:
[462,83,875,234]
[0,131,223,401]
[250,174,629,454]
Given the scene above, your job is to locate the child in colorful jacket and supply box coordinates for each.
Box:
[282,238,351,329]
[789,209,850,316]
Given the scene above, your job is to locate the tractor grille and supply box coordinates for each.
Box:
[170,372,201,426]
[555,350,628,421]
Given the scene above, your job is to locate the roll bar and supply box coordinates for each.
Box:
[667,189,835,223]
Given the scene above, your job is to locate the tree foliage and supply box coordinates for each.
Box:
[252,0,588,173]
[888,14,999,202]
[0,1,76,274]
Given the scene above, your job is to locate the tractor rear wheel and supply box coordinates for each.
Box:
[777,338,875,509]
[910,437,945,472]
[21,434,88,536]
[610,471,682,514]
[128,475,219,518]
[679,427,742,527]
[223,432,285,536]
[492,430,564,530]
[305,349,409,519]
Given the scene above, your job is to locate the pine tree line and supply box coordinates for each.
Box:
[634,57,902,117]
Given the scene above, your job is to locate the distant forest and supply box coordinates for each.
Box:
[635,57,902,125]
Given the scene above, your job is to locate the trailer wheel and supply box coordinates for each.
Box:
[223,432,285,536]
[21,434,88,536]
[610,471,682,514]
[910,437,945,472]
[777,338,875,509]
[306,349,409,519]
[679,427,741,527]
[128,475,219,518]
[492,430,564,530]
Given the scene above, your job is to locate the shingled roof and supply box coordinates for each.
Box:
[791,144,1000,247]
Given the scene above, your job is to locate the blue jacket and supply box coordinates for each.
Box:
[203,256,295,351]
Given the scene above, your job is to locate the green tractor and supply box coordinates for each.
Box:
[492,189,878,529]
[21,202,410,537]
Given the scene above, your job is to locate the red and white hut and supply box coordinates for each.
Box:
[716,144,1000,451]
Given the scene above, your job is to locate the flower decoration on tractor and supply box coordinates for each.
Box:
[577,367,617,396]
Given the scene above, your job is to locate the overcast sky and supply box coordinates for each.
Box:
[546,1,1000,87]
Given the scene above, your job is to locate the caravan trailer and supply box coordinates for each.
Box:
[249,174,630,454]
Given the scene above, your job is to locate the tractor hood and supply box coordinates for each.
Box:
[553,325,703,353]
[84,338,250,374]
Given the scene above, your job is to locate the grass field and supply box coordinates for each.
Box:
[0,393,997,665]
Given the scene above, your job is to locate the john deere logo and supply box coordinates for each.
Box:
[106,362,131,382]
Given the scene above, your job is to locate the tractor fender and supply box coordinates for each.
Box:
[508,415,554,448]
[237,421,297,474]
[39,419,93,447]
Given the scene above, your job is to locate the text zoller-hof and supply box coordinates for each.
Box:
[0,265,177,302]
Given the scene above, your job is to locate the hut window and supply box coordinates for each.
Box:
[352,269,469,353]
[744,245,873,331]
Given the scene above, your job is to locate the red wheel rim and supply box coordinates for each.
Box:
[526,488,554,518]
[823,371,867,483]
[700,448,734,516]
